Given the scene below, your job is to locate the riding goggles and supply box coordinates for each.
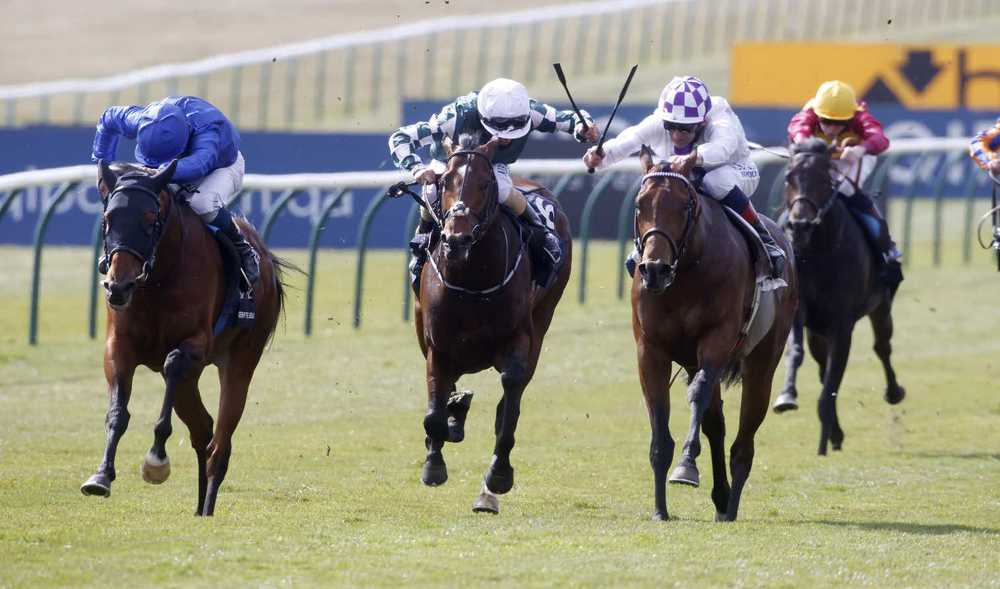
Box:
[482,115,530,132]
[663,121,699,134]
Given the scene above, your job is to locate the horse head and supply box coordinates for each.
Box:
[634,145,698,293]
[96,159,177,309]
[783,137,837,249]
[439,133,501,262]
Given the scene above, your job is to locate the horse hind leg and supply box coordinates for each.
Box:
[202,359,255,517]
[773,312,804,413]
[701,387,731,519]
[870,299,905,405]
[172,380,213,516]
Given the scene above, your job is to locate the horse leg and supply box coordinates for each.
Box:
[701,385,731,519]
[172,377,213,516]
[721,345,777,522]
[201,356,256,517]
[817,328,852,455]
[142,342,205,485]
[670,359,723,488]
[484,336,533,496]
[870,299,905,405]
[806,331,828,385]
[422,349,454,487]
[773,310,804,413]
[81,363,136,497]
[637,342,674,521]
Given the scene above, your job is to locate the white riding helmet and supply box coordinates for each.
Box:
[477,78,532,140]
[657,76,713,125]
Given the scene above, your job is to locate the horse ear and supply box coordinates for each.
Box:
[638,144,655,172]
[442,136,455,157]
[97,159,117,199]
[152,159,178,189]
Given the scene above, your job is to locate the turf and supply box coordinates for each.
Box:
[1,199,999,587]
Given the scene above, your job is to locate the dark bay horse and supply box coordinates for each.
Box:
[631,146,797,521]
[80,160,287,516]
[774,138,905,455]
[413,134,571,514]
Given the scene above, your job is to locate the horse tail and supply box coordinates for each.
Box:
[262,253,302,348]
[721,360,743,388]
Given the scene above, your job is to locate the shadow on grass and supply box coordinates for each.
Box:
[902,451,1000,462]
[799,519,1000,536]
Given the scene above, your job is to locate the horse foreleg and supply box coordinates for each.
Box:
[701,386,730,518]
[773,310,805,413]
[485,347,532,496]
[81,362,137,497]
[173,381,213,516]
[637,341,674,521]
[818,328,852,455]
[422,350,454,487]
[870,299,905,405]
[671,362,722,488]
[142,344,203,485]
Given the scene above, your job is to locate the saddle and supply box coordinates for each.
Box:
[720,206,780,357]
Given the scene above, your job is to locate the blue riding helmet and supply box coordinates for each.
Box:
[135,103,191,166]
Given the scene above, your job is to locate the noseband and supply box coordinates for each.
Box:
[441,149,499,246]
[100,182,174,285]
[634,171,699,277]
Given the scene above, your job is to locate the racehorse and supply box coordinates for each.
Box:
[80,160,288,516]
[774,138,905,455]
[631,145,797,521]
[413,134,571,513]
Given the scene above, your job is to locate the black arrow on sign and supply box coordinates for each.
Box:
[898,49,941,94]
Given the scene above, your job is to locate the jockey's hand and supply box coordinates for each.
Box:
[989,159,1000,174]
[669,152,699,175]
[576,122,599,143]
[583,147,604,170]
[840,145,866,162]
[413,167,437,185]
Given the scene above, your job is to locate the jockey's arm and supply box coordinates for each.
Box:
[855,108,889,155]
[528,99,595,142]
[388,102,457,179]
[172,127,223,184]
[970,125,1000,171]
[91,105,143,162]
[697,115,741,167]
[787,105,818,144]
[593,114,662,170]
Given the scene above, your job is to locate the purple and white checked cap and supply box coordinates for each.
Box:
[658,76,712,124]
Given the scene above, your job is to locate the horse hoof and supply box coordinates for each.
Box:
[80,474,111,497]
[669,463,700,487]
[421,460,448,487]
[715,511,735,522]
[652,510,669,521]
[140,453,171,485]
[885,385,906,405]
[472,492,499,514]
[772,392,799,413]
[485,467,514,495]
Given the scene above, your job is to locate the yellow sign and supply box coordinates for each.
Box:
[731,43,1000,110]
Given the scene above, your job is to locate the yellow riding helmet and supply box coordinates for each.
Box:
[812,81,858,121]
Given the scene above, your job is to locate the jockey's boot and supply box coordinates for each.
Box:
[839,190,903,289]
[722,186,786,281]
[409,217,436,293]
[210,208,260,288]
[520,205,562,289]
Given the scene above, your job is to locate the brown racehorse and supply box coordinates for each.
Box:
[413,134,571,513]
[774,138,905,455]
[80,160,287,516]
[631,145,797,521]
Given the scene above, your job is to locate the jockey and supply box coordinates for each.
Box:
[583,75,786,282]
[970,117,1000,175]
[788,81,902,269]
[389,78,597,288]
[91,96,259,287]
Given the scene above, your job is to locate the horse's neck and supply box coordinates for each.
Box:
[439,215,520,286]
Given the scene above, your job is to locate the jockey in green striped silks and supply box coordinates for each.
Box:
[389,78,597,289]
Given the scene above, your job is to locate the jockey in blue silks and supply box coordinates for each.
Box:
[91,95,259,286]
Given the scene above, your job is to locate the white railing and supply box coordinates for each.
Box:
[2,0,995,130]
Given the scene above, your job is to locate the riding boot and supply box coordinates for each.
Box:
[721,186,786,280]
[520,205,562,288]
[409,217,436,293]
[209,208,260,288]
[840,190,904,289]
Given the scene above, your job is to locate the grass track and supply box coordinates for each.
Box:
[1,200,999,587]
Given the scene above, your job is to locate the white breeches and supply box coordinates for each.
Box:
[187,152,246,222]
[700,159,760,200]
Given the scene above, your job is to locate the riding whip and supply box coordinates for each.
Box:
[590,64,638,174]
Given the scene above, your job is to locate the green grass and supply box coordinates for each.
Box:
[2,200,1000,587]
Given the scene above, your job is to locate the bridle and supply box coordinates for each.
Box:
[439,149,500,246]
[783,153,839,232]
[634,170,699,278]
[99,181,177,286]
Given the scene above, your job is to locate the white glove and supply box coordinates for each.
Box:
[840,145,866,162]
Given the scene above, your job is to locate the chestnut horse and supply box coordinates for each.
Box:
[80,160,287,516]
[774,138,905,455]
[631,146,797,521]
[413,134,571,514]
